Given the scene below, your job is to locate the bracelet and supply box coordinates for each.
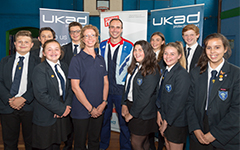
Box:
[88,106,94,114]
[103,99,108,105]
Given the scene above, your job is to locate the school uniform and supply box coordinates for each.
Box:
[122,65,160,135]
[31,59,73,149]
[31,47,43,58]
[184,43,203,72]
[62,42,80,66]
[186,60,240,150]
[0,51,40,150]
[156,62,190,143]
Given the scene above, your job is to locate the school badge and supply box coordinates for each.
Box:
[218,91,228,101]
[165,84,172,92]
[137,78,143,86]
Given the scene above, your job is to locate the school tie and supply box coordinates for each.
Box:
[156,69,168,108]
[206,70,217,111]
[55,64,65,101]
[10,56,25,96]
[73,44,78,56]
[124,66,138,100]
[186,47,191,70]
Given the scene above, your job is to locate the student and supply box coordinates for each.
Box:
[0,30,40,150]
[156,41,190,150]
[150,31,166,61]
[149,31,166,150]
[186,33,240,150]
[68,24,109,150]
[32,27,56,58]
[99,18,133,150]
[62,21,82,66]
[182,24,203,72]
[31,39,72,150]
[122,40,160,150]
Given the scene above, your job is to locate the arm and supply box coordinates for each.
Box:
[96,75,109,114]
[129,73,160,118]
[32,66,67,116]
[71,79,101,118]
[165,70,190,125]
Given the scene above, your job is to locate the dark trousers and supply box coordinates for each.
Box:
[33,144,60,150]
[189,111,225,150]
[1,110,33,150]
[100,94,131,150]
[73,115,103,150]
[63,116,74,150]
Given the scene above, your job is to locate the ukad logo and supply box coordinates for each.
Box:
[165,84,172,92]
[218,91,228,101]
[137,78,143,86]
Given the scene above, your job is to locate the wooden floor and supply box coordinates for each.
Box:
[0,124,163,150]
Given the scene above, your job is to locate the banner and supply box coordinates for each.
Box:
[40,8,89,45]
[150,4,204,45]
[100,10,148,132]
[100,10,148,43]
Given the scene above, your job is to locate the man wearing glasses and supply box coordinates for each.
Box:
[99,18,133,150]
[62,22,82,66]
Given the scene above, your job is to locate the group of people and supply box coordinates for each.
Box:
[0,18,239,150]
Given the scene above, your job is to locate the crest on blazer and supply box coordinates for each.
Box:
[137,78,143,86]
[165,84,172,92]
[218,91,228,101]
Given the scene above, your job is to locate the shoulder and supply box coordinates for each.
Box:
[0,55,13,63]
[62,42,71,47]
[189,66,201,77]
[197,44,204,51]
[122,38,134,46]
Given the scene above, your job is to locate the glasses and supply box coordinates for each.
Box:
[70,30,81,34]
[83,34,96,39]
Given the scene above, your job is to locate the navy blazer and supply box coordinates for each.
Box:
[184,44,203,71]
[31,48,41,58]
[122,68,160,120]
[186,61,240,149]
[0,52,40,114]
[32,60,73,126]
[156,62,190,127]
[62,42,74,66]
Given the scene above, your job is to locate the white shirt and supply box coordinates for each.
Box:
[12,52,30,97]
[154,50,161,59]
[205,58,225,110]
[39,46,43,58]
[186,42,198,72]
[46,59,66,96]
[159,64,175,87]
[71,42,80,54]
[125,64,141,102]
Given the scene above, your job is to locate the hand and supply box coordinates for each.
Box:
[157,111,163,127]
[9,97,26,110]
[54,114,61,118]
[194,129,209,144]
[122,105,129,117]
[61,105,71,117]
[159,120,167,137]
[96,103,106,115]
[204,132,216,144]
[90,107,101,118]
[124,113,133,122]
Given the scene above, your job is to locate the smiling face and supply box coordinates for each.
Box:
[38,30,54,45]
[182,29,199,47]
[133,44,145,64]
[14,36,33,55]
[43,41,61,63]
[109,20,123,40]
[206,38,227,69]
[150,34,165,52]
[82,29,97,48]
[163,46,181,68]
[69,26,81,44]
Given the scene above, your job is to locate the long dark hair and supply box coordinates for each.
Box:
[197,33,231,74]
[128,40,160,77]
[150,32,166,62]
